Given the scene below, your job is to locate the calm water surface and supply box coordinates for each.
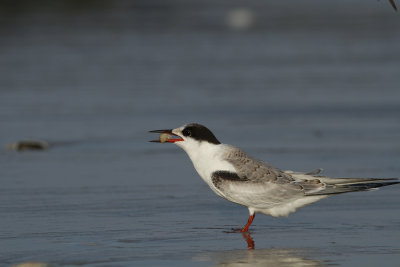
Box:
[1,1,400,266]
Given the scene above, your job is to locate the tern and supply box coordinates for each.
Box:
[150,123,399,232]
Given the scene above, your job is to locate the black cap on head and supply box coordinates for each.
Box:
[181,123,221,145]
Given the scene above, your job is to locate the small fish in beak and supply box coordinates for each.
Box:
[149,129,184,143]
[159,133,172,143]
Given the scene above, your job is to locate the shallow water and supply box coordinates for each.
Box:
[1,1,400,266]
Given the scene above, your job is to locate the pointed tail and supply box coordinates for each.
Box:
[306,178,399,196]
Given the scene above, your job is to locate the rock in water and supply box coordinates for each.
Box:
[5,140,49,151]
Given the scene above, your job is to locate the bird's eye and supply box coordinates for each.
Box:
[182,129,191,137]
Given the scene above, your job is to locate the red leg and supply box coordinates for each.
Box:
[240,213,255,232]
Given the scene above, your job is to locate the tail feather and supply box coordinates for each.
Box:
[306,178,399,196]
[317,177,399,185]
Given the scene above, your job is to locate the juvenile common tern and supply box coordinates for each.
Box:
[150,123,399,232]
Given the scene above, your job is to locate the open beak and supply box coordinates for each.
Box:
[149,129,184,143]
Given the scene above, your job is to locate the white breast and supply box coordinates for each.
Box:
[180,142,236,190]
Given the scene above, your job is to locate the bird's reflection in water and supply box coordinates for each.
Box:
[195,246,323,267]
[224,231,254,249]
[241,232,255,250]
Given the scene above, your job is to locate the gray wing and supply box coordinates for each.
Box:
[224,147,294,183]
[219,147,325,194]
[222,147,399,195]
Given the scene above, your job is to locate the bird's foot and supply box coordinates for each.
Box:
[224,214,255,233]
[231,228,248,233]
[224,227,249,233]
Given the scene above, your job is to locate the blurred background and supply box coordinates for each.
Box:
[1,0,400,266]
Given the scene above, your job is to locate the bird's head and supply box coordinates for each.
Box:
[149,123,221,152]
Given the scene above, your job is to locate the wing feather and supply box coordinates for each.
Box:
[223,147,325,194]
